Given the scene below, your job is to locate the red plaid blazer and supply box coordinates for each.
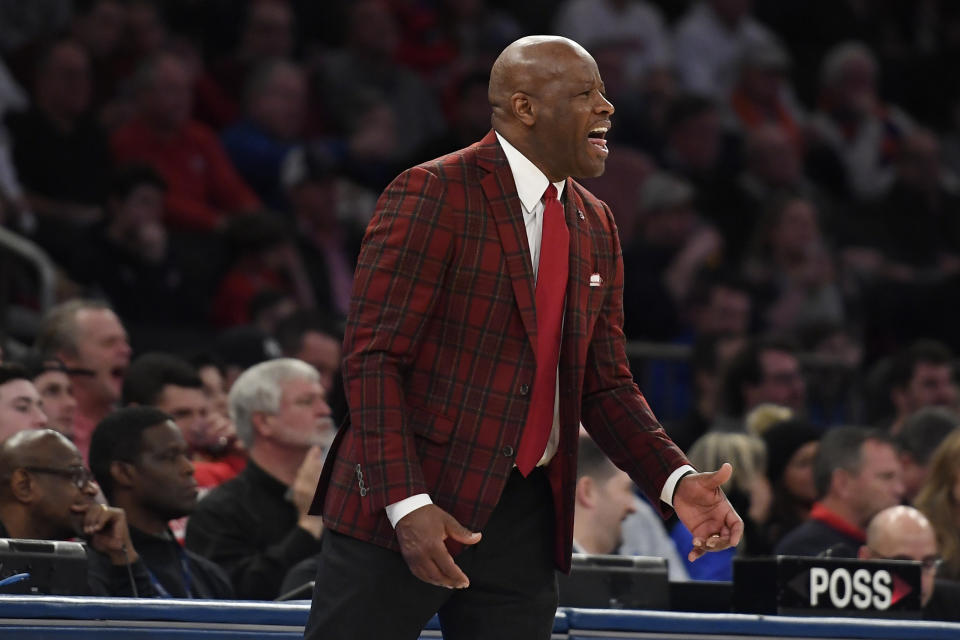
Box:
[310,130,689,571]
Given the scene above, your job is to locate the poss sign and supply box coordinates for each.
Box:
[733,556,922,618]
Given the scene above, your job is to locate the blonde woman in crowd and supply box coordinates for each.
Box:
[671,432,771,580]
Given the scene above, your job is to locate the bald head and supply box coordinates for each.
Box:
[0,429,77,481]
[489,36,590,116]
[866,505,935,550]
[862,505,939,606]
[488,35,614,182]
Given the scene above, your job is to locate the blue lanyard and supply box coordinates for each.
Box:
[146,542,194,599]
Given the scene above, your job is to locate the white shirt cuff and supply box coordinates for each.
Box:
[660,465,696,507]
[385,493,433,528]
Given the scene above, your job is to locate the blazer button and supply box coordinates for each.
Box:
[502,445,515,457]
[519,384,530,396]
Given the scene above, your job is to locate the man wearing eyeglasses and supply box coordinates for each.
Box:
[859,505,960,621]
[0,429,157,596]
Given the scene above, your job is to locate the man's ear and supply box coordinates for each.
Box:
[575,476,595,508]
[511,91,536,127]
[832,467,851,499]
[9,469,35,503]
[251,411,272,439]
[109,460,137,493]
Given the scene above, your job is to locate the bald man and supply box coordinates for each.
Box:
[859,506,940,608]
[305,36,742,640]
[0,429,156,596]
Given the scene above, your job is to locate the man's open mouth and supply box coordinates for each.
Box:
[588,127,609,154]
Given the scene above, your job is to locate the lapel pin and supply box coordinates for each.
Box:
[589,273,603,287]
[578,209,585,221]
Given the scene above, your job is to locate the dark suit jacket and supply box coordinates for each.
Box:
[311,130,688,571]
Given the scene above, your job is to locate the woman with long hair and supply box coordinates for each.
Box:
[914,429,960,580]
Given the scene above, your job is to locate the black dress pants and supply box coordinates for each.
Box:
[303,468,558,640]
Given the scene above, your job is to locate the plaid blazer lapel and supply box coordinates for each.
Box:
[478,131,538,351]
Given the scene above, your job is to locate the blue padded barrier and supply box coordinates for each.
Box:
[0,596,958,639]
[565,608,960,639]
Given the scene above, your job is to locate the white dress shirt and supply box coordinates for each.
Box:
[385,133,692,527]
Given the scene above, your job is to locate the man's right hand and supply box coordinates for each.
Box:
[395,504,481,589]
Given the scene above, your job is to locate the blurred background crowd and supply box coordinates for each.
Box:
[2,0,960,607]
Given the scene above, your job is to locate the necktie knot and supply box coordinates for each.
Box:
[543,184,558,203]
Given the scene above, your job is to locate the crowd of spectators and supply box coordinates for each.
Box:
[2,0,960,615]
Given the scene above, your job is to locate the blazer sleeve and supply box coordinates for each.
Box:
[580,201,689,516]
[342,166,454,515]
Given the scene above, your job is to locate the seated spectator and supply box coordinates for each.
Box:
[742,195,844,334]
[89,407,234,598]
[282,147,366,316]
[65,165,207,327]
[573,434,688,581]
[887,341,958,435]
[914,429,960,581]
[211,325,283,390]
[15,354,76,441]
[35,300,132,460]
[896,408,958,503]
[716,337,807,431]
[211,213,315,328]
[5,38,111,227]
[667,332,746,453]
[221,59,307,210]
[807,41,914,201]
[621,172,724,341]
[111,52,261,232]
[848,130,960,276]
[727,38,803,149]
[859,506,960,621]
[0,363,48,441]
[673,0,780,100]
[274,310,342,393]
[775,427,903,557]
[185,358,330,599]
[553,0,670,99]
[761,418,820,549]
[0,429,155,596]
[409,70,494,167]
[314,0,445,167]
[189,353,231,417]
[248,289,299,336]
[728,124,831,264]
[67,0,126,111]
[671,432,770,580]
[205,0,295,129]
[572,434,638,555]
[797,321,864,427]
[122,352,245,488]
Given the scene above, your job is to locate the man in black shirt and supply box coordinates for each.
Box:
[186,359,330,599]
[89,406,233,599]
[0,429,155,597]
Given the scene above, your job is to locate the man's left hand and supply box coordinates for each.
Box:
[672,463,743,562]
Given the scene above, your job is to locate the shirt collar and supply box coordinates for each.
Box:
[495,131,566,212]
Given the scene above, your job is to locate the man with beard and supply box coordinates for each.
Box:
[185,359,332,599]
[35,300,132,460]
[89,407,233,598]
[0,429,155,596]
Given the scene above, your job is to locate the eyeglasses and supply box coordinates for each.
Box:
[867,547,943,572]
[23,466,94,490]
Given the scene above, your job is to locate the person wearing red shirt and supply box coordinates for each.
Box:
[111,52,260,232]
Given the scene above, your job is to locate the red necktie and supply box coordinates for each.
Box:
[516,184,569,475]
